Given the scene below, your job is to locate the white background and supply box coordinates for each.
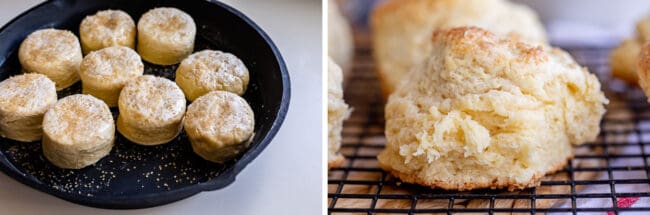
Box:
[0,0,322,214]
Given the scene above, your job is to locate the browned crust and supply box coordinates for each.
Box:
[431,26,494,42]
[611,39,641,86]
[328,153,345,170]
[376,27,543,102]
[432,27,547,63]
[379,151,574,191]
[637,41,650,88]
[611,68,640,86]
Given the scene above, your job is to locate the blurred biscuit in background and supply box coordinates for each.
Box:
[328,0,354,74]
[371,0,547,99]
[610,15,650,86]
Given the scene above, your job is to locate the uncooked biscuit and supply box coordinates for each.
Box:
[137,7,196,65]
[184,91,254,163]
[79,9,136,54]
[42,94,114,169]
[378,27,607,191]
[327,58,349,169]
[371,0,547,99]
[117,75,186,145]
[79,46,144,107]
[18,28,82,90]
[175,50,249,101]
[0,73,56,142]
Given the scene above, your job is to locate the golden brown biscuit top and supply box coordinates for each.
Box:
[636,41,650,95]
[395,27,581,103]
[430,27,548,65]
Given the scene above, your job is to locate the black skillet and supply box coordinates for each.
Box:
[0,0,290,209]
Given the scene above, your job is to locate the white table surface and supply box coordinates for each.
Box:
[0,0,323,214]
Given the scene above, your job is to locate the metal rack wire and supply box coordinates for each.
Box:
[328,34,650,214]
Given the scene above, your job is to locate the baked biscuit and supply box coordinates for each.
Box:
[378,27,607,191]
[327,58,349,169]
[184,91,254,163]
[371,0,547,99]
[0,74,56,142]
[42,94,114,169]
[79,46,144,107]
[636,15,650,42]
[18,28,82,90]
[328,0,354,73]
[610,15,650,85]
[636,41,650,101]
[137,7,196,65]
[117,75,186,145]
[611,39,642,85]
[175,50,249,101]
[79,9,136,54]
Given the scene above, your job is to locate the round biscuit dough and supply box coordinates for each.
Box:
[42,94,114,169]
[79,46,144,107]
[136,7,196,65]
[79,9,136,54]
[184,91,254,163]
[175,50,249,101]
[117,75,186,145]
[18,28,82,90]
[0,73,57,142]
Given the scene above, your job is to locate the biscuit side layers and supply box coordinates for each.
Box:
[328,58,350,169]
[378,27,607,191]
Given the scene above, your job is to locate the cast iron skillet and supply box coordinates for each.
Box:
[0,0,290,209]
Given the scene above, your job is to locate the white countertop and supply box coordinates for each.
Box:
[0,0,322,214]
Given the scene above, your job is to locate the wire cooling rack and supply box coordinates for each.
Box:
[328,32,650,214]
